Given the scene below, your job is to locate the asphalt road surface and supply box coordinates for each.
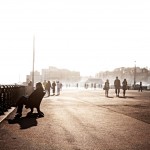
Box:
[0,88,150,150]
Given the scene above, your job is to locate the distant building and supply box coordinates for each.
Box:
[26,66,80,84]
[26,71,42,85]
[96,67,150,85]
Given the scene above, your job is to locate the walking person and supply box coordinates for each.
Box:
[122,79,128,97]
[45,81,51,96]
[52,81,56,95]
[60,82,63,91]
[114,76,121,97]
[104,79,110,97]
[139,81,142,92]
[94,83,96,90]
[56,81,61,96]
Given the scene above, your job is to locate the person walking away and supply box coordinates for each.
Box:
[94,83,96,90]
[139,81,142,92]
[104,79,110,97]
[45,81,51,96]
[52,81,56,95]
[56,81,61,96]
[60,82,63,91]
[122,79,128,97]
[114,76,121,97]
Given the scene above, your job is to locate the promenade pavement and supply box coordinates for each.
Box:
[0,88,150,150]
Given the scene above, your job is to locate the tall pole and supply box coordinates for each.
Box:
[134,61,136,89]
[32,34,35,88]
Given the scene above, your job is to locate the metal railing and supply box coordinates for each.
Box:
[0,85,26,115]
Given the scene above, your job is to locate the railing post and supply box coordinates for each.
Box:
[0,85,26,116]
[0,85,4,115]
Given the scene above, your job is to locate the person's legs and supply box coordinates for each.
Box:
[36,107,41,114]
[118,89,120,97]
[37,106,44,117]
[57,88,60,95]
[52,88,54,95]
[48,89,50,96]
[26,107,34,117]
[53,88,55,95]
[115,88,117,96]
[106,90,108,97]
[123,90,125,97]
[15,96,28,118]
[105,90,107,97]
[115,88,119,96]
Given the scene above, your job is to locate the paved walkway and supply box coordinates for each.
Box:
[0,89,150,150]
[0,107,15,123]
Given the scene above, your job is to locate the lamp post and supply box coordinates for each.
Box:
[133,61,136,89]
[32,34,35,88]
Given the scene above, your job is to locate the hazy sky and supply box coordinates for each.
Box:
[0,0,150,84]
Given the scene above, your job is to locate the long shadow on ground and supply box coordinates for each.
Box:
[118,96,135,98]
[7,113,44,129]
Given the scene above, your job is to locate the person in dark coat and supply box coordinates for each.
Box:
[56,81,61,96]
[139,81,142,92]
[122,79,128,97]
[45,81,51,96]
[104,79,110,97]
[114,76,121,97]
[14,82,45,118]
[52,81,56,95]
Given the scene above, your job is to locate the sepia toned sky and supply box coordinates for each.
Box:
[0,0,150,84]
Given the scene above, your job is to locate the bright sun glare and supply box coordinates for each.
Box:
[0,0,150,84]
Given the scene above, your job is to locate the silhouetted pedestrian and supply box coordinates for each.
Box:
[56,81,61,95]
[139,81,142,92]
[52,81,56,95]
[46,81,51,96]
[84,83,87,89]
[76,83,78,88]
[122,79,128,97]
[114,76,121,97]
[104,79,110,97]
[60,83,63,91]
[94,83,96,90]
[91,83,93,88]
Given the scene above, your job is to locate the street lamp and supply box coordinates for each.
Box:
[133,61,136,89]
[32,34,35,88]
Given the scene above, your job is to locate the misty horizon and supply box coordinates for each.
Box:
[0,1,150,84]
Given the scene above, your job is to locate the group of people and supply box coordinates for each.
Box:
[13,78,143,119]
[43,80,62,96]
[104,77,128,97]
[104,77,143,97]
